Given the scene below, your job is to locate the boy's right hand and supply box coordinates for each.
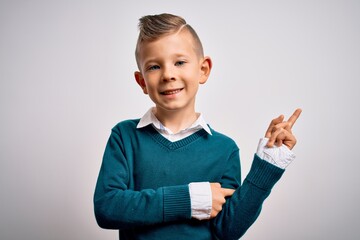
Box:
[210,183,235,218]
[265,108,302,150]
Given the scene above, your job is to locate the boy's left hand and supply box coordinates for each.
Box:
[265,108,302,150]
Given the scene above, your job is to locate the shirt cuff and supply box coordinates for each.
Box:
[188,182,212,220]
[256,138,296,169]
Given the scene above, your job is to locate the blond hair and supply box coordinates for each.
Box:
[135,13,204,70]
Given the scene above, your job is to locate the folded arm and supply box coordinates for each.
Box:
[93,130,191,229]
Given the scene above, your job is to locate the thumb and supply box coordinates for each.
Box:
[222,188,235,197]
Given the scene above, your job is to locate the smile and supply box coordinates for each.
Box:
[161,88,183,95]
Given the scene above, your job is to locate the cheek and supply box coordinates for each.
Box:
[187,70,202,84]
[143,75,158,89]
[183,67,199,78]
[144,83,155,93]
[144,80,160,96]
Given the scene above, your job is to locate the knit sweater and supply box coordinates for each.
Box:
[94,119,285,240]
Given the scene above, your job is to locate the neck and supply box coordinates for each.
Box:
[154,107,199,134]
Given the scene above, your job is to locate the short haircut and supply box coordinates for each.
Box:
[135,13,204,70]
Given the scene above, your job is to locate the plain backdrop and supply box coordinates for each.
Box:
[1,0,359,239]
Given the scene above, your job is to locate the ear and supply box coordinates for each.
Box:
[199,56,212,84]
[134,71,148,94]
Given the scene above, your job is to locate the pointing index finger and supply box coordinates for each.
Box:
[287,108,302,128]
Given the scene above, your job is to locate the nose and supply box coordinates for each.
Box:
[162,65,176,81]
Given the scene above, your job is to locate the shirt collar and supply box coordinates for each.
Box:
[137,107,212,135]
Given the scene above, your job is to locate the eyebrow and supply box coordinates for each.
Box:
[143,53,191,64]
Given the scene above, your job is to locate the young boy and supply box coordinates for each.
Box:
[94,13,302,240]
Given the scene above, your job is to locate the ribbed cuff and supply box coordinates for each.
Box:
[246,154,285,190]
[163,185,191,222]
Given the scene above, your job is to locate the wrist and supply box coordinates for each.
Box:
[256,138,296,169]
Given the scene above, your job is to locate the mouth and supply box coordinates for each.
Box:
[160,88,184,95]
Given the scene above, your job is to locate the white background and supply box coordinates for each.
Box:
[1,0,359,239]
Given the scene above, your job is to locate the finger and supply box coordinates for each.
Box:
[273,121,293,133]
[275,134,285,147]
[287,108,302,128]
[267,128,296,149]
[267,127,287,147]
[210,182,221,189]
[265,114,284,138]
[284,133,297,150]
[274,129,297,150]
[221,188,235,197]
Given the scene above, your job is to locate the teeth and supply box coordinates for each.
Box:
[162,89,181,95]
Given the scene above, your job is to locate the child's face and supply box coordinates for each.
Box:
[135,30,211,114]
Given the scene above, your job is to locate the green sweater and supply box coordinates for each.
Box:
[94,119,285,240]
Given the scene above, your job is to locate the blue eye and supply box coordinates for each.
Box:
[148,65,160,71]
[175,61,185,66]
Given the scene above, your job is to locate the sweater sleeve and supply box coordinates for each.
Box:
[211,154,285,240]
[93,130,191,230]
